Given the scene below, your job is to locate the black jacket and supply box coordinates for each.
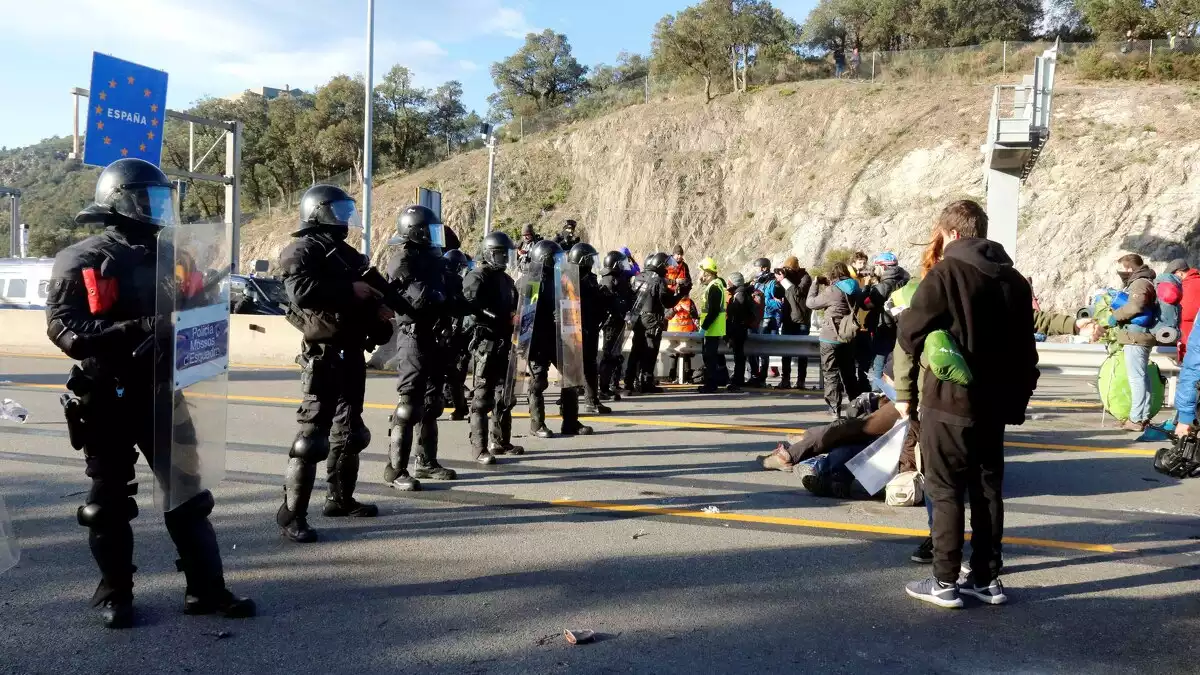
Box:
[554,231,580,251]
[598,270,633,334]
[463,264,517,344]
[780,271,812,333]
[726,283,755,339]
[897,238,1038,427]
[580,272,604,337]
[864,265,911,332]
[631,270,681,330]
[385,245,448,327]
[279,232,392,348]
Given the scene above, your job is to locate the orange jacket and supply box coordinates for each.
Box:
[667,297,699,333]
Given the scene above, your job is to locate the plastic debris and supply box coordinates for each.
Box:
[564,629,595,645]
[631,529,648,540]
[0,399,28,424]
[701,506,720,514]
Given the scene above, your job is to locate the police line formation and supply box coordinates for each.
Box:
[30,157,1200,628]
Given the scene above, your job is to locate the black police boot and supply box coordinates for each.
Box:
[414,416,457,480]
[583,397,612,415]
[184,589,256,618]
[529,393,554,438]
[489,407,525,455]
[469,411,496,464]
[324,452,378,517]
[598,388,614,401]
[384,427,422,491]
[560,389,594,436]
[277,458,318,543]
[98,598,134,629]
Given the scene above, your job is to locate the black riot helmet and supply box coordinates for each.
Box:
[482,231,516,269]
[563,219,577,233]
[645,252,672,275]
[78,158,177,232]
[601,250,627,274]
[391,205,446,249]
[297,184,360,234]
[529,239,563,270]
[568,242,599,273]
[444,248,471,274]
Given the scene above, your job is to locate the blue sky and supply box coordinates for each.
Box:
[0,0,818,149]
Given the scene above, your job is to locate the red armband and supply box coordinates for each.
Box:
[81,268,118,315]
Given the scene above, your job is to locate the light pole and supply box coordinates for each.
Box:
[362,0,376,259]
[481,123,497,236]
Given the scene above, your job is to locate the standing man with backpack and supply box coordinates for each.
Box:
[751,258,781,387]
[807,263,863,417]
[1109,254,1159,432]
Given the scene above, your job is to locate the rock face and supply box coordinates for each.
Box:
[240,78,1200,313]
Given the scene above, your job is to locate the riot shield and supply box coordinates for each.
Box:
[608,277,651,360]
[502,273,540,408]
[0,494,19,574]
[555,253,586,389]
[153,220,231,512]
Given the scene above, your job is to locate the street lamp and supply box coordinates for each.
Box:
[481,123,497,236]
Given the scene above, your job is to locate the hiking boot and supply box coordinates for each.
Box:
[280,517,318,543]
[476,450,497,465]
[598,390,615,401]
[1122,419,1148,432]
[415,462,457,480]
[323,498,379,518]
[910,537,934,564]
[99,599,134,629]
[388,472,422,492]
[957,572,1008,605]
[760,445,793,472]
[532,425,554,439]
[489,441,525,456]
[583,401,612,414]
[726,385,743,393]
[905,577,963,609]
[184,589,257,618]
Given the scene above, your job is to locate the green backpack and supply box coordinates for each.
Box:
[923,330,973,386]
[1098,351,1165,420]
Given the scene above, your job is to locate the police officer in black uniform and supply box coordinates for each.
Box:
[440,248,473,421]
[526,240,594,438]
[464,231,524,463]
[569,243,611,415]
[275,184,392,544]
[598,250,633,401]
[46,158,254,628]
[625,252,684,394]
[383,205,455,491]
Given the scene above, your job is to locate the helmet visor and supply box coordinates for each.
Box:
[665,255,679,269]
[329,199,362,229]
[131,185,178,227]
[428,223,446,249]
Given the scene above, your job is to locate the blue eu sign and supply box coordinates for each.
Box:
[83,52,169,168]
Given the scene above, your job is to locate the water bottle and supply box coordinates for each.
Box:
[0,399,28,424]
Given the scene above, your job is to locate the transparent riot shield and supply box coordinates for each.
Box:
[153,220,231,512]
[502,273,540,408]
[608,277,651,360]
[555,253,586,388]
[0,494,19,574]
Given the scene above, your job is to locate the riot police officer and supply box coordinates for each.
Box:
[570,243,611,414]
[276,184,393,544]
[598,250,634,400]
[46,158,254,628]
[526,240,594,438]
[464,232,523,463]
[626,252,685,394]
[441,248,473,421]
[383,205,455,491]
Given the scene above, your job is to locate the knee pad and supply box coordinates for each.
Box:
[470,390,494,414]
[345,425,371,454]
[393,396,422,425]
[290,433,331,462]
[77,496,138,527]
[164,490,215,524]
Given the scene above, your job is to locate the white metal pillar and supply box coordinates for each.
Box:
[225,121,242,273]
[985,171,1021,258]
[362,0,376,260]
[483,134,497,236]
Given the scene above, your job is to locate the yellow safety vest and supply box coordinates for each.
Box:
[700,277,728,338]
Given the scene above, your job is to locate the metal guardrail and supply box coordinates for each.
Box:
[646,332,1179,379]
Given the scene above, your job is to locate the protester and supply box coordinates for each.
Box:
[897,199,1037,609]
[621,247,640,277]
[668,245,693,291]
[751,258,783,387]
[849,251,870,286]
[776,257,812,390]
[725,272,754,393]
[1109,253,1158,432]
[807,262,863,417]
[517,223,541,265]
[861,252,910,385]
[1180,263,1200,360]
[697,258,728,393]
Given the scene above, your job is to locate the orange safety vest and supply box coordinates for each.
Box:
[668,297,699,333]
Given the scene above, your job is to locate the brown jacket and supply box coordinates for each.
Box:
[1113,266,1157,346]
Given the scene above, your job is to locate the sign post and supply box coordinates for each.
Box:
[83,52,168,168]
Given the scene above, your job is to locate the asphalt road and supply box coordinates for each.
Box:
[1,353,1198,675]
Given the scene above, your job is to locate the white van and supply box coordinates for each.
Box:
[0,258,54,310]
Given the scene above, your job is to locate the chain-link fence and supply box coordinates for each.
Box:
[502,39,1200,142]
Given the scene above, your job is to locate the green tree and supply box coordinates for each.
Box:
[375,66,428,172]
[428,81,468,157]
[489,29,588,117]
[651,2,733,102]
[590,51,651,91]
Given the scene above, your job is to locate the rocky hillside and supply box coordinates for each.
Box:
[240,77,1200,313]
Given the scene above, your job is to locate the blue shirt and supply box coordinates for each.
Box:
[1176,327,1200,424]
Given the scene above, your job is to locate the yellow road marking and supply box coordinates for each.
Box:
[0,382,1155,456]
[551,500,1119,554]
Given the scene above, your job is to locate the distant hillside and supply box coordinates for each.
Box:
[240,77,1200,314]
[0,137,99,256]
